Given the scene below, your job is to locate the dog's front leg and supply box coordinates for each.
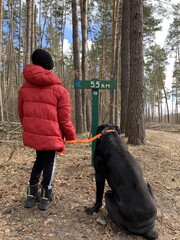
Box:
[85,171,105,215]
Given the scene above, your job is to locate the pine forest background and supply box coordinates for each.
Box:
[0,0,179,139]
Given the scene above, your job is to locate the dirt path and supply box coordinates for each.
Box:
[0,129,179,240]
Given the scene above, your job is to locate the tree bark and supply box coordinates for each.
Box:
[25,0,32,65]
[31,0,35,52]
[109,0,120,124]
[72,0,83,133]
[128,0,145,145]
[0,0,4,121]
[99,12,106,124]
[80,0,88,131]
[120,0,130,134]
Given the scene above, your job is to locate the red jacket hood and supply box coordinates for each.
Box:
[23,64,62,86]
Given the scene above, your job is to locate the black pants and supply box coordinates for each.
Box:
[29,150,57,190]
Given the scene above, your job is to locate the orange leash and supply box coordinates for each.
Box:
[58,129,115,155]
[64,133,102,144]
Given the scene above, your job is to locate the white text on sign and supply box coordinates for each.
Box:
[91,81,111,89]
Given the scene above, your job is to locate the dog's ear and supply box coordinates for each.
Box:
[97,125,103,134]
[115,125,120,135]
[97,124,108,134]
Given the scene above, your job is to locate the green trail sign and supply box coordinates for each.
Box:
[74,79,117,89]
[74,78,117,164]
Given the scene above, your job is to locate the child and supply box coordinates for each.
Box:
[18,49,76,210]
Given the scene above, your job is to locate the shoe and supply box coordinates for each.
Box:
[38,188,54,211]
[24,184,40,208]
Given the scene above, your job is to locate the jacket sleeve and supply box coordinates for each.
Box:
[57,88,76,141]
[18,90,24,124]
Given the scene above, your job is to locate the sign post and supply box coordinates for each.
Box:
[91,83,99,160]
[74,78,117,164]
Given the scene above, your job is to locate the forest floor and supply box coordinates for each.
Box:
[0,123,179,240]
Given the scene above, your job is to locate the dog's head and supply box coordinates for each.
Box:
[96,123,120,135]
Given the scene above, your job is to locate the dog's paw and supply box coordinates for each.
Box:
[85,207,95,215]
[85,203,102,215]
[143,228,159,240]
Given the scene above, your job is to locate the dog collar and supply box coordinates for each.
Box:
[100,129,116,136]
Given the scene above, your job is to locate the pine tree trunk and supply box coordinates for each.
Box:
[109,0,120,124]
[25,0,32,65]
[60,2,67,80]
[72,0,83,133]
[8,1,16,121]
[99,13,106,123]
[172,89,174,123]
[0,0,4,121]
[163,87,169,123]
[31,0,35,52]
[158,92,161,122]
[17,0,22,89]
[86,95,91,131]
[80,0,88,132]
[109,0,116,124]
[128,0,145,145]
[175,83,179,123]
[121,0,130,134]
[115,19,121,126]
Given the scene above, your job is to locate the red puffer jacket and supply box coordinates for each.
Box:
[18,64,76,151]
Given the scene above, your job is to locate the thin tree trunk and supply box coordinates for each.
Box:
[17,0,22,88]
[175,82,178,123]
[172,87,174,123]
[109,0,120,124]
[121,0,130,134]
[61,0,67,80]
[31,0,35,52]
[6,0,15,121]
[157,92,161,122]
[86,95,91,131]
[152,105,154,121]
[175,48,179,123]
[0,0,4,121]
[99,12,106,123]
[72,0,83,133]
[115,19,121,126]
[25,0,32,65]
[147,103,150,121]
[80,0,88,131]
[163,86,169,123]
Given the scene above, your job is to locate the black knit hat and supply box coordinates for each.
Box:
[31,49,54,70]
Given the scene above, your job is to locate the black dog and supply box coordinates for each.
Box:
[85,124,159,240]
